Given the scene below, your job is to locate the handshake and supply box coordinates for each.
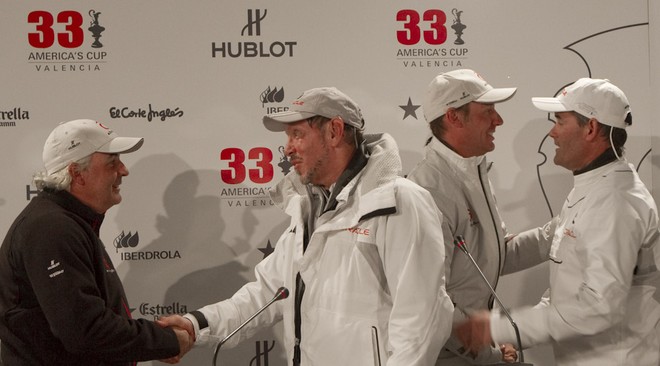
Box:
[156,315,196,364]
[454,311,519,364]
[153,310,520,364]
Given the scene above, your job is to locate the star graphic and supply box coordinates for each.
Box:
[258,240,275,259]
[399,97,420,120]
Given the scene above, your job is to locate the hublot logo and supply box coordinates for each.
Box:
[211,9,298,58]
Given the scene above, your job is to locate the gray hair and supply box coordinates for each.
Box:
[33,155,93,192]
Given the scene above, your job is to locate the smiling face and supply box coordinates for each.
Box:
[457,102,504,157]
[72,152,130,213]
[548,111,592,171]
[283,119,331,186]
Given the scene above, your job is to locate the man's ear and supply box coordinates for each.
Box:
[445,107,464,128]
[584,118,601,142]
[327,116,346,146]
[68,163,85,186]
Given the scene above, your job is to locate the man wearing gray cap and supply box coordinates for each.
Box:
[456,78,660,365]
[407,69,552,364]
[159,87,454,365]
[0,119,192,365]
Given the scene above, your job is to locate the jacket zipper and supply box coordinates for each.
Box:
[478,166,502,308]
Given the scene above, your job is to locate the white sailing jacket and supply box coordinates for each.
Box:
[491,159,660,365]
[407,137,552,364]
[187,133,454,366]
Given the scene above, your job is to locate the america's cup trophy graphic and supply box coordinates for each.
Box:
[451,8,466,45]
[277,146,292,175]
[88,10,105,48]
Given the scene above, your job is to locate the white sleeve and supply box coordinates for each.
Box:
[501,217,557,275]
[191,230,290,348]
[383,181,454,366]
[492,194,643,347]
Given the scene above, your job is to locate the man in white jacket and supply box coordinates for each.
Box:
[456,78,660,365]
[159,87,454,365]
[408,69,553,365]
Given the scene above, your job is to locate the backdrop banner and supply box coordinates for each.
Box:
[0,1,656,365]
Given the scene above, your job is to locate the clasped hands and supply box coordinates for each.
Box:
[157,315,195,364]
[455,310,518,363]
[154,311,519,364]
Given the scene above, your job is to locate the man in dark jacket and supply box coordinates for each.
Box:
[0,119,192,365]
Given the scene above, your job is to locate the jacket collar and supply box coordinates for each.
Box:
[573,149,618,176]
[429,136,485,174]
[41,188,105,235]
[270,133,402,219]
[573,158,629,190]
[306,140,370,214]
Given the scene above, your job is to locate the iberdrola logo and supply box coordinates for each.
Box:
[114,231,139,252]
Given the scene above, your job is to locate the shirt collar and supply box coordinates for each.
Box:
[573,149,618,176]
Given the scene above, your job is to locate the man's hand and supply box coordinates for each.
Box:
[454,310,493,355]
[500,343,518,363]
[157,315,195,364]
[157,314,195,338]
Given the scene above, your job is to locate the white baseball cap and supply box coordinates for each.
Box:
[532,78,631,129]
[423,69,517,122]
[263,87,364,131]
[43,119,144,175]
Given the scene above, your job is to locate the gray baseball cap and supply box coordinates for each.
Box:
[263,87,364,131]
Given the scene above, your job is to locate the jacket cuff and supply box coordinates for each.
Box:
[188,310,209,329]
[184,311,211,345]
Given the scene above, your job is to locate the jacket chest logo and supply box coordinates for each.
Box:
[468,207,479,226]
[102,257,116,273]
[563,228,576,239]
[347,227,370,236]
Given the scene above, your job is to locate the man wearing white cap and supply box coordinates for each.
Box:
[0,119,192,365]
[158,87,454,365]
[408,69,553,365]
[456,78,660,365]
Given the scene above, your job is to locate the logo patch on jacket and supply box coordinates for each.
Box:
[347,227,370,236]
[563,228,576,239]
[102,257,116,273]
[47,259,64,278]
[468,207,479,226]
